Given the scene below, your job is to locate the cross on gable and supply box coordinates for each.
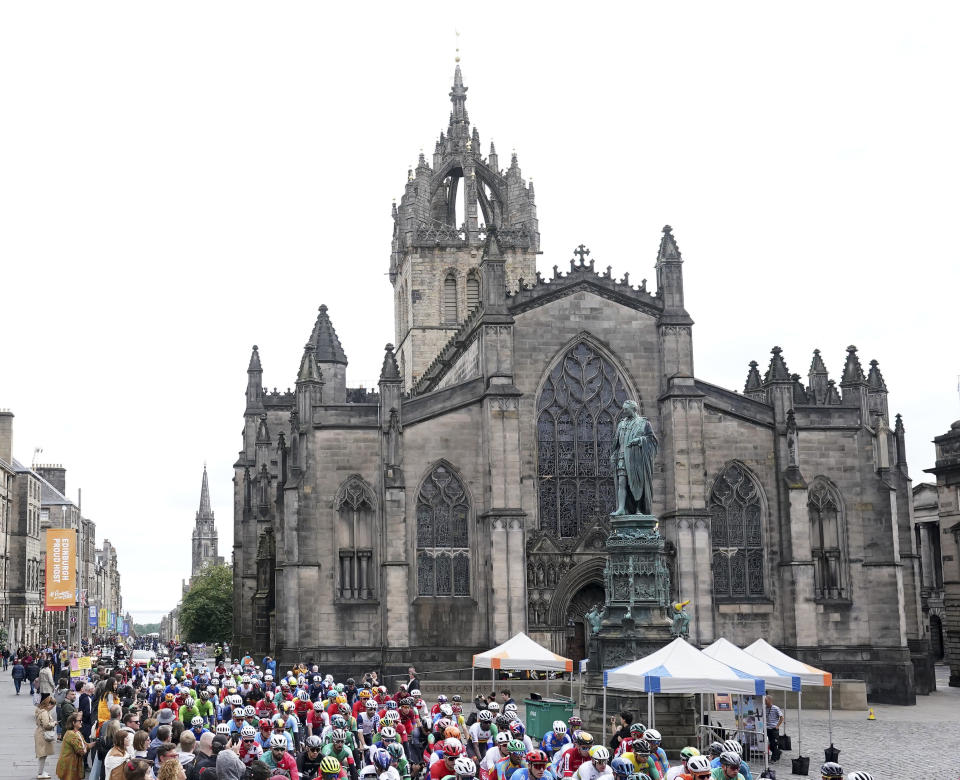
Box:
[573,244,590,264]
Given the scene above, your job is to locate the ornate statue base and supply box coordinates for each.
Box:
[587,514,673,670]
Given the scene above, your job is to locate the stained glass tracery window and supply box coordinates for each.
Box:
[536,342,630,538]
[809,480,846,600]
[416,464,470,596]
[710,463,765,598]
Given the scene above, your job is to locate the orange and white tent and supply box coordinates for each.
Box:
[473,632,573,672]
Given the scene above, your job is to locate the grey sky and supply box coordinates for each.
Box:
[2,2,957,621]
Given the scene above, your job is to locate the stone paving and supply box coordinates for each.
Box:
[0,665,957,779]
[706,665,960,778]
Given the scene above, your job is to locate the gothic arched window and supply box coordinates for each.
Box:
[466,273,480,312]
[335,476,376,600]
[536,341,630,538]
[809,478,847,600]
[416,463,470,596]
[443,273,458,324]
[710,463,766,599]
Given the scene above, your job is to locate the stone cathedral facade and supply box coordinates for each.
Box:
[232,65,931,703]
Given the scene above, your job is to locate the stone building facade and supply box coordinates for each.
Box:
[192,465,223,579]
[233,64,929,703]
[925,420,960,687]
[913,483,946,660]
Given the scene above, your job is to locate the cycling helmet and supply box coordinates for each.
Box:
[297,690,310,702]
[258,719,271,730]
[400,697,414,707]
[385,700,398,711]
[686,756,711,773]
[568,716,581,728]
[451,695,462,703]
[628,722,645,736]
[305,735,323,749]
[495,732,511,745]
[269,733,288,749]
[453,757,476,776]
[707,741,724,757]
[232,707,245,719]
[575,731,594,746]
[722,740,742,756]
[229,694,243,707]
[439,703,454,717]
[552,720,567,734]
[526,750,549,765]
[184,697,195,707]
[165,693,174,701]
[506,739,526,756]
[444,725,462,739]
[820,763,843,779]
[379,726,398,741]
[314,701,326,711]
[444,738,466,757]
[847,774,874,780]
[679,746,700,760]
[332,715,347,728]
[487,702,500,713]
[386,743,405,760]
[335,683,344,692]
[479,711,494,723]
[372,750,392,772]
[610,757,632,777]
[200,689,210,699]
[240,725,256,738]
[631,739,650,756]
[216,723,231,734]
[320,756,342,776]
[435,718,453,732]
[366,700,378,709]
[331,729,348,743]
[410,689,421,697]
[590,747,610,762]
[641,729,661,744]
[437,694,448,703]
[244,705,256,717]
[241,675,251,683]
[359,689,371,699]
[504,703,518,714]
[508,721,525,737]
[191,716,204,727]
[384,710,400,723]
[719,752,741,768]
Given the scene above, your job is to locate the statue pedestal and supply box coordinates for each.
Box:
[587,514,672,671]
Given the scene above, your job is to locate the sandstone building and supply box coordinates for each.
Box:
[232,65,930,703]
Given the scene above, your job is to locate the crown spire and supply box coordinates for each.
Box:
[379,343,400,382]
[867,359,888,391]
[840,345,866,385]
[448,63,469,140]
[744,360,762,393]
[657,225,682,262]
[764,346,791,383]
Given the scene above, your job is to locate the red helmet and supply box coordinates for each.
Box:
[443,738,465,757]
[258,719,271,730]
[526,750,549,765]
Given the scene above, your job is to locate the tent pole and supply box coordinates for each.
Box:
[651,692,655,729]
[602,684,608,745]
[828,686,833,746]
[471,666,475,704]
[492,668,495,700]
[760,695,768,773]
[797,689,802,757]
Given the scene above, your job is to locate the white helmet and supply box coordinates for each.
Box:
[590,747,610,761]
[245,705,256,717]
[453,757,476,776]
[553,720,567,734]
[215,723,231,735]
[642,729,661,743]
[191,716,204,727]
[440,703,453,716]
[686,756,711,773]
[722,739,743,756]
[184,697,195,707]
[232,707,245,719]
[240,725,256,737]
[487,702,500,712]
[228,694,243,707]
[269,734,288,749]
[478,710,493,723]
[495,732,510,745]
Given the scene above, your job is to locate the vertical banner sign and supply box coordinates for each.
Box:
[108,612,114,631]
[45,529,77,609]
[88,606,97,627]
[122,621,129,636]
[98,609,107,628]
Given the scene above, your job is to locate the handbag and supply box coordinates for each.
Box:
[44,729,56,742]
[33,692,42,705]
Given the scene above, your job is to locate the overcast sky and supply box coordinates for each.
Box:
[2,2,958,623]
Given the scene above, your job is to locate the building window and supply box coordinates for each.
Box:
[334,476,376,600]
[443,273,458,324]
[536,341,629,538]
[466,273,480,312]
[710,462,766,599]
[808,479,847,600]
[416,463,470,596]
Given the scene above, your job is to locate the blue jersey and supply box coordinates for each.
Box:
[509,769,559,780]
[541,732,572,756]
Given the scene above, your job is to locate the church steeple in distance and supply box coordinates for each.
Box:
[192,463,222,579]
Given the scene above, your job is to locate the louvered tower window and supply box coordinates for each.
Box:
[443,274,458,324]
[466,273,480,312]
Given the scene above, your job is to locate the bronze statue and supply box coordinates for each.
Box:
[670,600,691,639]
[610,400,658,515]
[585,604,607,634]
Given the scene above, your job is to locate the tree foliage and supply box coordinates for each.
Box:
[133,622,160,634]
[179,564,233,643]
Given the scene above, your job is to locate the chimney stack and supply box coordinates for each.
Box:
[0,410,12,464]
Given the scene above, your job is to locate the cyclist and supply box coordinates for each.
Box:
[494,739,528,780]
[299,735,326,780]
[640,731,667,778]
[322,729,358,780]
[613,725,645,758]
[508,721,535,754]
[310,701,331,737]
[571,746,611,780]
[711,752,743,780]
[710,742,749,780]
[541,721,570,758]
[682,755,712,780]
[482,731,514,780]
[663,747,699,780]
[263,732,301,780]
[197,690,217,726]
[617,739,660,780]
[558,732,594,778]
[386,741,413,780]
[510,750,558,780]
[469,709,498,758]
[819,763,843,780]
[319,755,349,780]
[239,725,265,765]
[430,738,466,780]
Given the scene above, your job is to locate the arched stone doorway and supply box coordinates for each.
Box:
[564,582,605,663]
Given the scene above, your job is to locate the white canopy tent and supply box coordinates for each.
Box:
[471,632,574,701]
[744,638,834,755]
[602,637,766,745]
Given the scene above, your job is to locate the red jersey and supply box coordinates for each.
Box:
[430,760,456,780]
[560,748,589,778]
[255,700,277,719]
[306,710,327,734]
[294,699,311,720]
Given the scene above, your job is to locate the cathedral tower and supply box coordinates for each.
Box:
[192,464,222,578]
[390,62,540,388]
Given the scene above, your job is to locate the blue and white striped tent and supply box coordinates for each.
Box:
[703,637,802,691]
[603,636,766,694]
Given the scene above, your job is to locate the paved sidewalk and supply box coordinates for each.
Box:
[0,667,46,779]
